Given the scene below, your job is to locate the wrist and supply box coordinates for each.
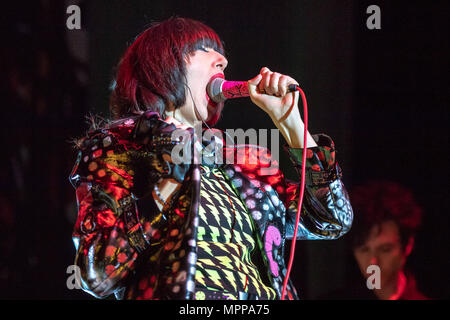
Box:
[274,115,317,148]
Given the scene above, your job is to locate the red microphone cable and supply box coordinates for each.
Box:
[281,85,308,300]
[206,77,310,300]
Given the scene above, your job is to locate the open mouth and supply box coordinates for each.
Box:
[205,72,225,108]
[203,73,225,125]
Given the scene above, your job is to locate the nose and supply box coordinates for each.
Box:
[370,256,378,265]
[214,53,228,71]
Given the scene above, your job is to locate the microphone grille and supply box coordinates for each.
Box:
[207,77,226,103]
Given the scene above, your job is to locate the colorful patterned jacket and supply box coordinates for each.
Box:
[70,111,353,300]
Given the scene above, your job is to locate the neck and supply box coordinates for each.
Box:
[165,104,201,128]
[164,112,194,129]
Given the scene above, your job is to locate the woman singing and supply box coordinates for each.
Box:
[70,17,353,300]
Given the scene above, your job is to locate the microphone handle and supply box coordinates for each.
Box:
[221,81,249,99]
[221,81,298,100]
[208,77,299,103]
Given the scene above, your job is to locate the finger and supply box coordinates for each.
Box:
[247,73,263,96]
[269,72,282,96]
[260,66,271,75]
[258,67,272,93]
[279,75,289,96]
[259,70,272,94]
[280,75,300,96]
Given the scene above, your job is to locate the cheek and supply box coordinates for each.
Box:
[379,251,404,277]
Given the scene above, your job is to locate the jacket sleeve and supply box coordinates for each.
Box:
[281,134,353,240]
[70,112,191,298]
[70,135,141,298]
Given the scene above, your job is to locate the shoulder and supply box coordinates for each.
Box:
[70,114,147,189]
[75,116,138,152]
[70,111,185,190]
[74,110,178,153]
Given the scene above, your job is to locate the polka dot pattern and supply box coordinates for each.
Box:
[70,111,352,301]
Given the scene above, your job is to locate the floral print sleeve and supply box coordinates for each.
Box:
[282,134,353,240]
[70,112,193,299]
[223,133,353,241]
[70,128,141,298]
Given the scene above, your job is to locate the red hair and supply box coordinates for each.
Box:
[350,180,423,248]
[110,17,224,119]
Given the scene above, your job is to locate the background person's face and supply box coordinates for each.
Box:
[176,46,228,126]
[353,220,408,289]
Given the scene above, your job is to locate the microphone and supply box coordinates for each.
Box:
[207,74,298,103]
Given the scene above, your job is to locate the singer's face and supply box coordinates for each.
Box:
[178,46,228,127]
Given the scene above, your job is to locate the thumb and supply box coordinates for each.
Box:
[247,73,263,95]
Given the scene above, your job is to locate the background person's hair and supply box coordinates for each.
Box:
[110,17,225,120]
[349,180,423,250]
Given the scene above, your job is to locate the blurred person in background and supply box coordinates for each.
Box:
[324,180,427,300]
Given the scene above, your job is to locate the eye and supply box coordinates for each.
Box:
[199,46,210,52]
[380,245,394,253]
[357,246,369,253]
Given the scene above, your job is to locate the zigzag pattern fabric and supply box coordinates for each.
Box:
[194,165,276,300]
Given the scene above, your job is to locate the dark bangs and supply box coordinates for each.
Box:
[175,19,225,56]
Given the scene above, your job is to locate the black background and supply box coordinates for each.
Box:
[1,0,448,299]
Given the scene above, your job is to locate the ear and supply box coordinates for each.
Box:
[184,53,192,65]
[404,236,415,257]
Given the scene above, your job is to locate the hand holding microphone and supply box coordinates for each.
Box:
[207,67,315,149]
[207,67,300,122]
[207,67,298,103]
